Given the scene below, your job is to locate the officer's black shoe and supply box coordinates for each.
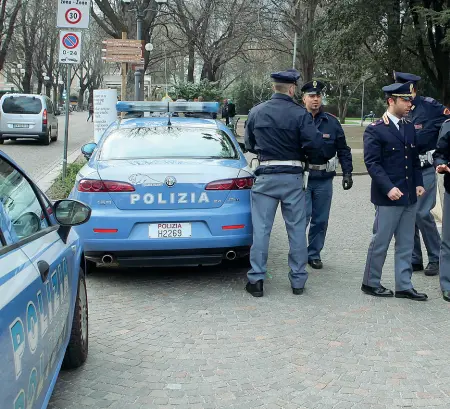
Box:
[292,287,304,295]
[412,263,424,272]
[395,288,428,301]
[443,291,450,302]
[361,284,394,297]
[424,262,439,276]
[245,280,263,297]
[308,259,323,269]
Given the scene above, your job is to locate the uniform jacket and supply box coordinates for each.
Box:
[433,119,450,193]
[309,109,353,180]
[410,96,450,154]
[244,93,323,174]
[364,113,423,206]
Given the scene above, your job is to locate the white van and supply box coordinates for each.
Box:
[0,93,60,145]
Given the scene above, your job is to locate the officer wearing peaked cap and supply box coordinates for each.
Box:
[244,69,324,297]
[394,71,450,276]
[300,80,353,270]
[362,81,428,301]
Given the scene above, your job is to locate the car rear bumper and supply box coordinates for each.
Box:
[85,245,251,267]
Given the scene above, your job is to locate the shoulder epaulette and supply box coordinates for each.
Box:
[370,119,384,126]
[444,107,450,115]
[424,96,436,103]
[382,113,390,125]
[325,112,337,118]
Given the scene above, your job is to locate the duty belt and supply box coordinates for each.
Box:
[309,164,328,171]
[259,160,304,167]
[419,150,435,168]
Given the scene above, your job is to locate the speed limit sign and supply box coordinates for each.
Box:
[57,0,90,29]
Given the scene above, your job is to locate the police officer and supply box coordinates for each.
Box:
[244,69,323,297]
[362,82,428,301]
[301,80,353,269]
[433,119,450,302]
[394,71,450,276]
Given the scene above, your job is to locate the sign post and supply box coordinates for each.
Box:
[57,0,89,179]
[58,31,81,178]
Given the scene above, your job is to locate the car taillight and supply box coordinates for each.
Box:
[42,109,47,125]
[78,179,135,192]
[205,177,254,190]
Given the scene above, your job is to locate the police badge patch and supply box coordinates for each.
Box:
[322,133,330,138]
[414,124,423,130]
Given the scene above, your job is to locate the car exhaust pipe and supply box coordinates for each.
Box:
[101,254,114,264]
[225,250,237,261]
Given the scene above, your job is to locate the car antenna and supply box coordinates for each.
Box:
[167,101,172,128]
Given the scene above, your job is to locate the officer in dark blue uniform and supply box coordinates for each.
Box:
[300,80,353,269]
[362,81,428,301]
[433,119,450,302]
[394,71,450,276]
[244,69,323,297]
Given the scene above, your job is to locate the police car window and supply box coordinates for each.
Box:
[100,127,238,160]
[2,96,42,114]
[0,158,48,240]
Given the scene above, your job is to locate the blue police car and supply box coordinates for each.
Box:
[0,151,92,409]
[70,101,253,270]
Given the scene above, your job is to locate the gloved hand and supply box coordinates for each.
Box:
[343,174,353,190]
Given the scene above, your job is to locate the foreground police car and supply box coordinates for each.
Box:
[0,151,91,409]
[71,101,253,269]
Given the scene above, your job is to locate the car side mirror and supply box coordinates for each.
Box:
[54,199,91,226]
[81,142,97,159]
[238,142,248,153]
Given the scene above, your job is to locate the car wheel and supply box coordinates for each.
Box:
[0,139,4,145]
[62,270,88,369]
[84,258,96,275]
[42,128,51,146]
[51,125,58,141]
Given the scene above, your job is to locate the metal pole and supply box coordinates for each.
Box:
[292,32,297,69]
[134,11,143,100]
[360,79,365,127]
[62,64,71,179]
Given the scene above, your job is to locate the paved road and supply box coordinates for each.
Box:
[0,111,94,181]
[49,175,450,409]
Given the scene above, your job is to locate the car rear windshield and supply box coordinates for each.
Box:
[2,96,42,114]
[100,127,239,160]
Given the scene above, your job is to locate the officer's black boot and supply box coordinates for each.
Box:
[424,262,439,276]
[245,280,263,297]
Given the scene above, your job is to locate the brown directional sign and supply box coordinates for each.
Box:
[102,55,143,63]
[102,39,143,48]
[102,38,144,63]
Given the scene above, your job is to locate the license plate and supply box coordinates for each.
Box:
[13,124,29,128]
[148,223,192,238]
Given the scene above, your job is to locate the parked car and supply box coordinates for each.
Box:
[0,93,60,145]
[0,150,91,409]
[71,101,253,270]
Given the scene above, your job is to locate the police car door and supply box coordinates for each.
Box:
[0,156,74,409]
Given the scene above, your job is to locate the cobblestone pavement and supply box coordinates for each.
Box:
[49,175,450,409]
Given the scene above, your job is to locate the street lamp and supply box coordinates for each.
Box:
[122,0,167,100]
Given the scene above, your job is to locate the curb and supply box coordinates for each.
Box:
[38,148,85,194]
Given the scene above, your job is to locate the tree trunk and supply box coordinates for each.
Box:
[187,45,195,82]
[36,80,43,94]
[386,0,402,70]
[78,87,86,110]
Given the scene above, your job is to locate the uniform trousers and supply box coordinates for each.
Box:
[305,177,333,261]
[363,203,417,291]
[440,191,450,291]
[247,173,308,289]
[412,166,441,264]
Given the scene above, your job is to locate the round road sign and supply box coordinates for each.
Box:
[62,33,79,49]
[65,8,82,25]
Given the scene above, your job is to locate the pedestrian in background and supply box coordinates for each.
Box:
[362,81,427,301]
[394,71,450,276]
[228,99,236,127]
[222,99,229,125]
[433,119,450,302]
[244,69,323,297]
[301,80,353,269]
[87,102,93,122]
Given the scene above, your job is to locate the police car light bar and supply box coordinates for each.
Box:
[116,101,219,113]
